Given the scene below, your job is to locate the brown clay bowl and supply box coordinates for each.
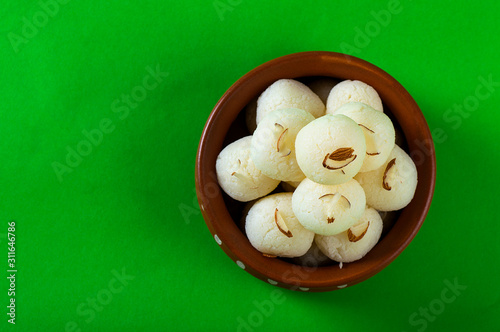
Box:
[195,51,436,292]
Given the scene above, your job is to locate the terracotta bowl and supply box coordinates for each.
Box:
[195,51,436,292]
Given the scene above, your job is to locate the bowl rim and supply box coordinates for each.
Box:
[196,51,436,291]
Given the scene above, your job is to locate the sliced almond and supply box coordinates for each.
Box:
[322,194,337,224]
[276,128,288,152]
[232,170,257,189]
[321,193,351,224]
[328,147,355,161]
[382,158,397,191]
[319,193,335,199]
[274,208,293,238]
[322,148,357,170]
[359,124,380,156]
[262,253,277,258]
[347,221,370,242]
[341,195,351,208]
[358,123,375,133]
[231,171,249,183]
[319,193,350,208]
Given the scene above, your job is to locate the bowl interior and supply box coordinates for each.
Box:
[223,76,406,237]
[196,52,436,291]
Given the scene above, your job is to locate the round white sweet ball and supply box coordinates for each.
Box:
[295,114,366,185]
[292,178,366,236]
[216,136,280,202]
[315,206,383,263]
[256,79,325,125]
[251,108,314,182]
[326,80,383,114]
[335,102,395,172]
[355,145,418,211]
[245,193,315,257]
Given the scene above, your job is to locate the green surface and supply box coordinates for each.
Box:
[1,0,499,331]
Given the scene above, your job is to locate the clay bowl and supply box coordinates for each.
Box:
[195,51,436,292]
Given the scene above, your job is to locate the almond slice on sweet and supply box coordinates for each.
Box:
[322,147,357,170]
[347,221,370,242]
[274,208,293,238]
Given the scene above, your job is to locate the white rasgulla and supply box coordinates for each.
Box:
[306,77,339,105]
[216,136,279,202]
[326,80,383,114]
[251,108,314,182]
[355,145,418,211]
[256,79,325,125]
[335,102,395,172]
[295,114,366,185]
[245,193,315,257]
[315,206,383,263]
[292,178,366,236]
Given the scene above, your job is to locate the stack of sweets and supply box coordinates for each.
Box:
[216,78,418,266]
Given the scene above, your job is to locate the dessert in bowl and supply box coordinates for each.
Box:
[195,51,436,292]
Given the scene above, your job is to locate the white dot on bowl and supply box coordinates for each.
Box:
[299,287,309,292]
[267,279,278,285]
[214,234,222,246]
[337,284,348,289]
[236,260,245,269]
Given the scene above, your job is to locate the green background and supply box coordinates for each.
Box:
[1,0,499,331]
